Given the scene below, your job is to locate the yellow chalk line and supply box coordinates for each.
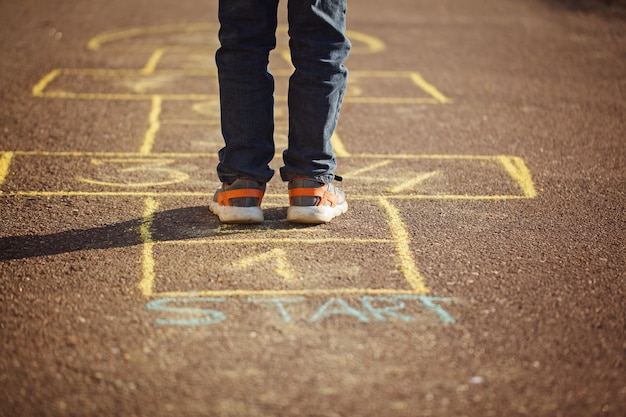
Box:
[371,194,531,201]
[345,30,386,54]
[352,153,503,160]
[141,49,166,75]
[138,197,159,297]
[275,39,385,61]
[410,72,453,104]
[39,68,440,78]
[2,191,533,200]
[87,23,218,51]
[89,157,176,164]
[346,97,441,104]
[387,171,441,194]
[149,288,422,298]
[331,132,350,157]
[342,160,392,178]
[139,96,162,154]
[156,237,391,246]
[41,68,444,77]
[86,23,384,54]
[6,149,516,160]
[7,150,508,160]
[32,69,61,97]
[35,91,444,104]
[0,152,14,190]
[497,156,537,198]
[35,92,216,101]
[98,44,216,53]
[377,197,429,294]
[53,68,216,76]
[9,150,216,157]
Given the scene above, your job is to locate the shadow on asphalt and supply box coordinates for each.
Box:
[542,0,626,14]
[0,206,312,261]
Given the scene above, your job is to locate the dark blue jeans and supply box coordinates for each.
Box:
[215,0,351,184]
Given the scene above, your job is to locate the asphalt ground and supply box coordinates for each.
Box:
[1,0,625,416]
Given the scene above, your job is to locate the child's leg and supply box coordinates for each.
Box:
[215,0,280,184]
[280,0,351,184]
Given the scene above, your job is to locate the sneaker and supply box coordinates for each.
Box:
[209,179,265,224]
[287,177,348,224]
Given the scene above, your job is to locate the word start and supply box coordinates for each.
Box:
[146,295,455,326]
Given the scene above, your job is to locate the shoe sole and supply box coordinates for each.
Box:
[287,201,348,224]
[209,201,264,224]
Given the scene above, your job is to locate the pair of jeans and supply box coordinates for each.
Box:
[215,0,351,184]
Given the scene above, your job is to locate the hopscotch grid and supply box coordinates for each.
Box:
[138,196,428,298]
[32,68,451,104]
[0,152,536,200]
[34,24,451,106]
[1,151,536,200]
[19,24,536,300]
[2,156,532,298]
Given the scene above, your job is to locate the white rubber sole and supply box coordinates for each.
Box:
[209,201,264,224]
[286,201,348,224]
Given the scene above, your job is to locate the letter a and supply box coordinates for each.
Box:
[310,297,369,323]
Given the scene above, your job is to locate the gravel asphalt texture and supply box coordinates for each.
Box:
[1,0,625,416]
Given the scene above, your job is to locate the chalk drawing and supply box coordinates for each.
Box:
[14,24,538,332]
[309,297,370,323]
[360,296,415,322]
[247,297,306,323]
[146,296,455,326]
[146,297,226,326]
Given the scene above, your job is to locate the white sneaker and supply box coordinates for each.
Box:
[286,178,348,224]
[209,179,265,224]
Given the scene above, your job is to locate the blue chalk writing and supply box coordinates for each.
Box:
[309,297,369,323]
[146,295,455,326]
[247,297,305,323]
[145,297,226,326]
[395,295,455,323]
[360,296,415,322]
